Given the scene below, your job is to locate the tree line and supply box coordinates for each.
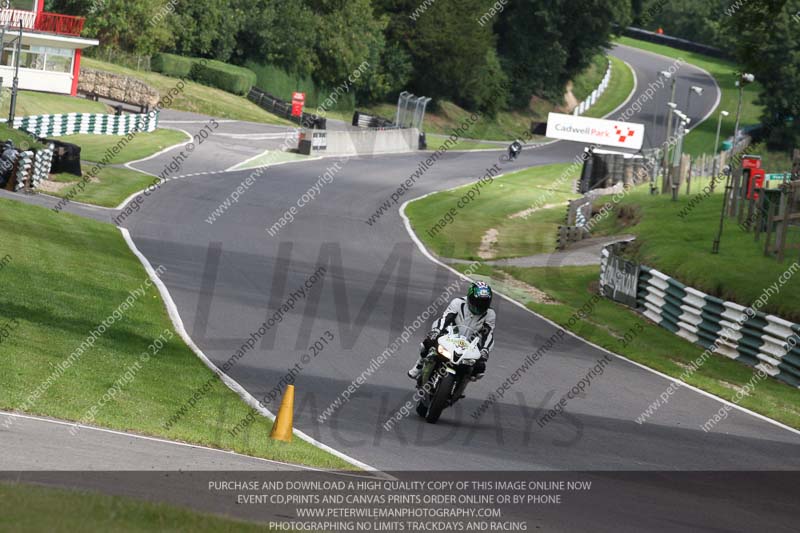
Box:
[46,0,629,117]
[46,0,798,148]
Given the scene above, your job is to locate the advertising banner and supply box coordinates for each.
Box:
[546,112,645,150]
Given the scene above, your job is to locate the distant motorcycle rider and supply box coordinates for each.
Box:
[408,281,496,380]
[508,140,522,160]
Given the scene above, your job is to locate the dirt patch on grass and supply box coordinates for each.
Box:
[615,204,642,227]
[479,228,499,260]
[36,179,72,193]
[501,272,558,304]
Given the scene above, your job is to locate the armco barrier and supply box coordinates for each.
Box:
[6,112,159,138]
[601,245,800,389]
[248,87,325,129]
[573,60,611,116]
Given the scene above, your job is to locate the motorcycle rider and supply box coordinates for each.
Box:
[408,281,496,381]
[508,140,522,160]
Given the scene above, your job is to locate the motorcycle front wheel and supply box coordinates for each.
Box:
[424,372,455,424]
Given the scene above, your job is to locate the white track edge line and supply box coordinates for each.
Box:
[399,187,800,439]
[119,227,380,472]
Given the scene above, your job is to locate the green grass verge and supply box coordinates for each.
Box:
[582,55,635,119]
[0,199,351,470]
[61,128,188,164]
[404,164,580,260]
[615,36,762,156]
[48,165,156,208]
[406,162,800,430]
[425,134,506,151]
[591,181,800,321]
[0,482,275,532]
[0,88,109,117]
[0,123,44,150]
[231,150,310,171]
[83,58,294,126]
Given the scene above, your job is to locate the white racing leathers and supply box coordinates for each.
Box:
[432,297,496,356]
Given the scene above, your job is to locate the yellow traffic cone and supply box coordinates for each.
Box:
[269,385,294,442]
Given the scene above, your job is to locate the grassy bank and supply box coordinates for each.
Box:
[0,199,351,469]
[82,58,294,125]
[591,182,800,321]
[0,88,108,117]
[405,163,800,429]
[615,36,762,156]
[405,164,581,260]
[0,483,275,532]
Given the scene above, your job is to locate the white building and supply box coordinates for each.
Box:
[0,0,98,96]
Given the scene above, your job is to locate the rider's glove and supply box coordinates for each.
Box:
[480,348,490,361]
[427,329,440,341]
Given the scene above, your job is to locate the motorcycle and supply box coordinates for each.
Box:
[415,325,482,423]
[508,141,521,161]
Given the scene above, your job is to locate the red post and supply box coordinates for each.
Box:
[70,49,82,96]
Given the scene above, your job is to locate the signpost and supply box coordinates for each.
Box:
[601,253,640,308]
[291,92,305,118]
[765,172,790,185]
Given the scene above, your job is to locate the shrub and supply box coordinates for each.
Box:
[189,60,257,96]
[151,53,197,78]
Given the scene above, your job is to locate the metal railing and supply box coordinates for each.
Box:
[0,9,85,36]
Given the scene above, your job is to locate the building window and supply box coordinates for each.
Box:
[0,44,73,73]
[7,0,36,11]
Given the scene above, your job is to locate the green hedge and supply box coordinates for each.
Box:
[190,60,257,96]
[246,62,354,111]
[151,53,197,78]
[152,53,257,96]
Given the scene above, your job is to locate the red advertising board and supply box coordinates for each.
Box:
[291,92,306,118]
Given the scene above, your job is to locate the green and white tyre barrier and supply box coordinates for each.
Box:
[31,144,54,188]
[13,151,33,192]
[8,111,159,138]
[601,247,800,388]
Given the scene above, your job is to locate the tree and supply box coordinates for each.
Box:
[497,0,628,107]
[305,0,388,90]
[169,0,243,61]
[723,0,800,150]
[49,0,174,55]
[233,0,318,75]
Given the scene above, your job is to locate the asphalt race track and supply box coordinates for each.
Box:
[120,43,800,475]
